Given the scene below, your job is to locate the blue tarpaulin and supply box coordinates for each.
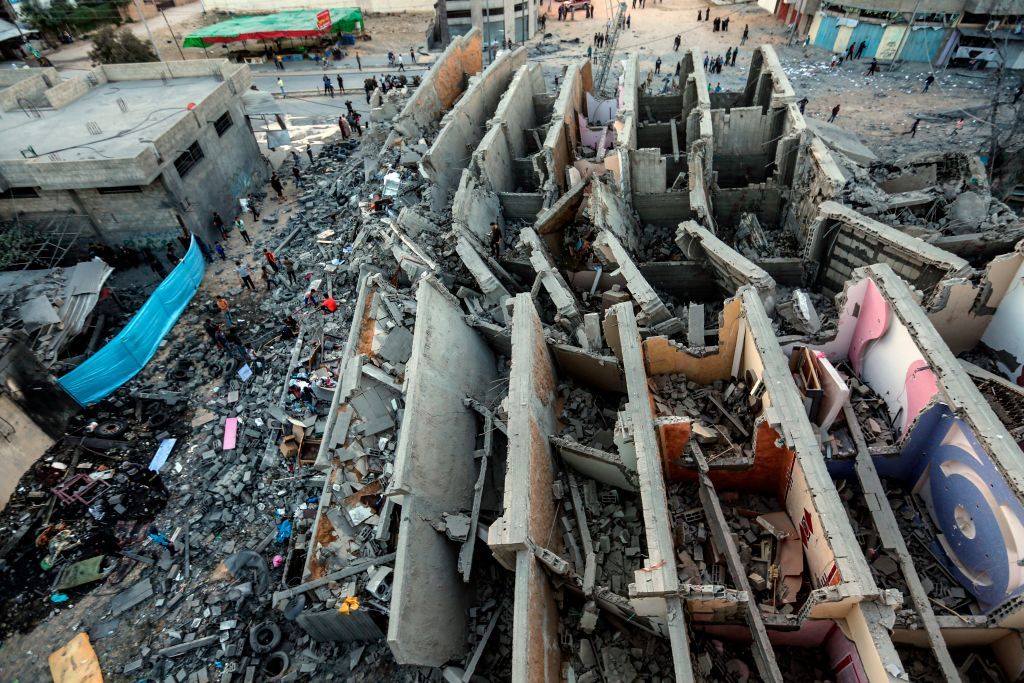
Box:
[58,237,205,406]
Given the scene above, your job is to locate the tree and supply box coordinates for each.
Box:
[88,26,157,64]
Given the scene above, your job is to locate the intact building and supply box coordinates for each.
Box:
[0,60,266,248]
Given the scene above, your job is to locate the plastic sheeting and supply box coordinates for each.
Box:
[58,237,205,407]
[182,8,364,48]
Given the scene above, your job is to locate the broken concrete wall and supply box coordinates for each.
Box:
[805,201,972,295]
[925,242,1024,356]
[420,46,527,213]
[614,54,639,199]
[741,46,797,111]
[589,174,642,255]
[789,137,846,244]
[543,60,589,196]
[630,148,667,194]
[710,106,783,188]
[391,28,483,141]
[676,220,776,310]
[610,303,696,683]
[489,294,562,681]
[593,230,680,333]
[472,63,547,194]
[388,276,498,666]
[649,289,875,614]
[812,264,1024,615]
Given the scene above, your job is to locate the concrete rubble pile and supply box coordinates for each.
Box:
[651,374,758,462]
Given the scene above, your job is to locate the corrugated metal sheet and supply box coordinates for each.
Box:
[296,608,384,642]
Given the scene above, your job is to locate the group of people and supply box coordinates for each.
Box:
[557,1,595,21]
[697,9,730,32]
[338,101,364,139]
[703,49,737,74]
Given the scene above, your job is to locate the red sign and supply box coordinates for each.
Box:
[316,9,332,32]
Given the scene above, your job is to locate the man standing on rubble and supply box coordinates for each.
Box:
[828,103,840,123]
[235,217,251,245]
[797,96,809,114]
[282,256,297,285]
[263,249,281,273]
[236,260,257,292]
[923,74,935,92]
[216,296,235,327]
[655,57,662,74]
[489,222,502,259]
[270,172,285,202]
[148,527,177,556]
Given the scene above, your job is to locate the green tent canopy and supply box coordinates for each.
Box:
[182,8,364,49]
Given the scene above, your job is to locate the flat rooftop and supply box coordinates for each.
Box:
[0,77,221,162]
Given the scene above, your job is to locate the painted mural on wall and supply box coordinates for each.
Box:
[818,276,1024,610]
[878,404,1024,609]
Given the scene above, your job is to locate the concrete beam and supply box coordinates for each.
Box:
[594,230,683,334]
[488,293,562,681]
[676,220,776,310]
[847,403,957,682]
[610,301,694,683]
[388,275,498,667]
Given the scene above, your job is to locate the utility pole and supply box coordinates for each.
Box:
[134,0,164,62]
[888,0,922,72]
[161,11,185,60]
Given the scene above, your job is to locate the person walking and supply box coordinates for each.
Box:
[923,74,935,92]
[277,77,286,97]
[673,35,681,51]
[902,118,920,137]
[489,221,502,259]
[216,296,235,327]
[828,104,840,123]
[231,218,248,245]
[148,526,177,556]
[731,47,738,66]
[846,43,855,62]
[356,53,362,70]
[655,57,662,74]
[236,260,256,291]
[951,117,965,136]
[626,15,631,28]
[865,58,879,76]
[271,173,284,201]
[322,75,334,98]
[397,54,406,71]
[282,256,297,285]
[261,262,277,291]
[214,241,227,260]
[703,54,709,71]
[247,193,260,222]
[741,25,749,44]
[291,165,301,185]
[797,96,809,114]
[263,249,280,273]
[337,74,344,92]
[212,211,226,239]
[713,17,720,31]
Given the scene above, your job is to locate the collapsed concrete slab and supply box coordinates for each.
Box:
[388,275,498,667]
[488,293,562,681]
[420,47,528,213]
[803,201,972,295]
[614,285,895,681]
[390,28,483,143]
[593,230,683,335]
[675,220,776,310]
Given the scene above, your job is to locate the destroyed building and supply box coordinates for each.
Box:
[0,60,266,248]
[5,24,1024,683]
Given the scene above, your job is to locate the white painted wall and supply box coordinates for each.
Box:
[982,259,1024,384]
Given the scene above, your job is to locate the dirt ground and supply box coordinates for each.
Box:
[535,0,1011,162]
